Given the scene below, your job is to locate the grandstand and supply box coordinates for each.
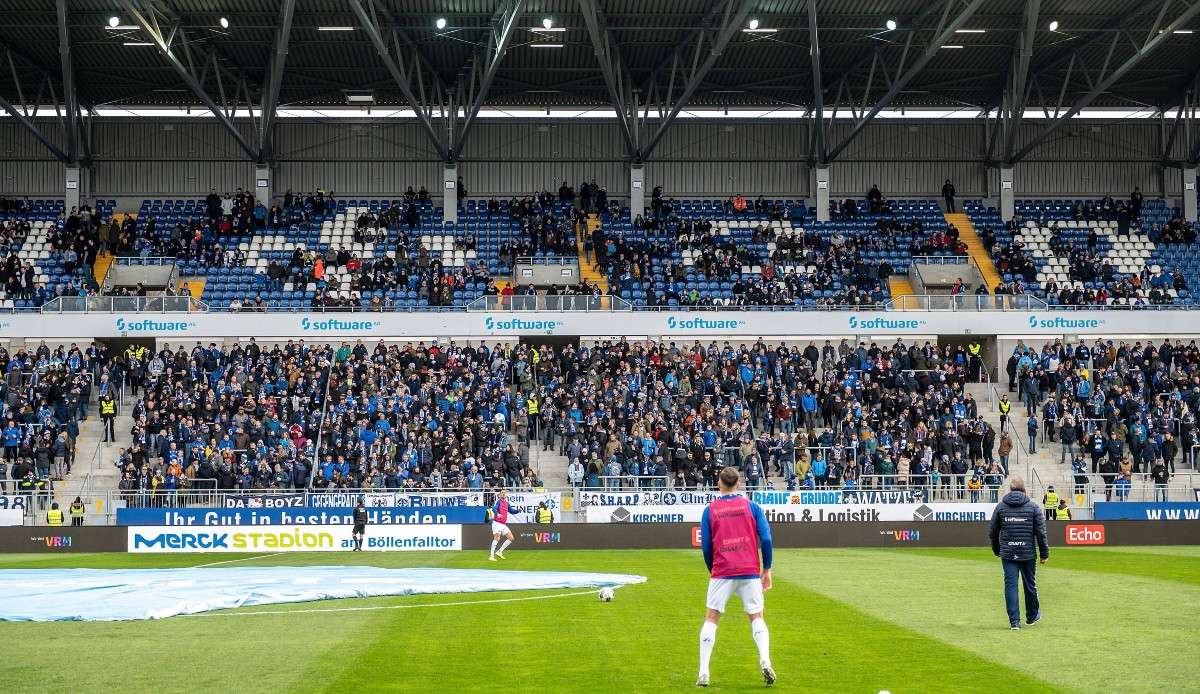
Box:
[1,3,1200,692]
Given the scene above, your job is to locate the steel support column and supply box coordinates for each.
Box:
[807,0,825,167]
[629,164,646,218]
[1000,168,1015,221]
[443,165,459,224]
[258,0,296,164]
[55,0,77,165]
[1184,168,1198,222]
[452,0,526,161]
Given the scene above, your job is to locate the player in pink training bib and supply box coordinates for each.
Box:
[489,489,516,561]
[697,466,775,688]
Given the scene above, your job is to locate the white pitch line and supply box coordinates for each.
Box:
[182,589,599,618]
[191,553,285,568]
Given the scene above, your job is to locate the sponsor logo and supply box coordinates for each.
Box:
[882,529,920,542]
[0,321,11,330]
[484,316,560,332]
[115,317,193,333]
[1027,314,1104,330]
[531,532,561,544]
[300,317,380,331]
[1066,524,1106,545]
[691,527,702,547]
[665,316,746,330]
[43,535,72,548]
[848,315,926,330]
[132,529,334,550]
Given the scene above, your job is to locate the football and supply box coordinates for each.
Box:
[598,587,615,602]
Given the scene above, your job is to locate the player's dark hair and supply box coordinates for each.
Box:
[718,466,739,489]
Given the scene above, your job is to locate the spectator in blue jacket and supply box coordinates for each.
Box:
[1026,414,1038,454]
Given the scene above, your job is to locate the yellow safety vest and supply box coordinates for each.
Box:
[100,399,115,415]
[1055,506,1071,520]
[526,398,539,415]
[968,342,981,356]
[70,503,85,518]
[536,507,553,523]
[1043,492,1059,509]
[999,400,1011,415]
[46,508,64,526]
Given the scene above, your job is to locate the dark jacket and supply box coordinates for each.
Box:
[988,490,1049,562]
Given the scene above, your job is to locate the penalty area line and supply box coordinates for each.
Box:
[192,553,286,568]
[182,589,599,618]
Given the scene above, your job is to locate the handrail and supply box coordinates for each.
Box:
[40,295,208,313]
[467,295,632,312]
[514,256,579,266]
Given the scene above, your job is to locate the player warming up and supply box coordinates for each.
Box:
[489,489,516,561]
[697,466,775,688]
[352,497,368,551]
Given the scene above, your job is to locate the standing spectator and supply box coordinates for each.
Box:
[942,179,957,213]
[1026,414,1038,454]
[1151,459,1170,502]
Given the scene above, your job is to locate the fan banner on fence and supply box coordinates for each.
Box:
[116,507,486,526]
[504,492,563,522]
[584,502,995,523]
[126,524,464,553]
[221,493,307,509]
[1093,502,1200,521]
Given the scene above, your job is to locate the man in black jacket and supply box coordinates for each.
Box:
[988,476,1050,630]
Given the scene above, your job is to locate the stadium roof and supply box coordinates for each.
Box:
[4,0,1200,166]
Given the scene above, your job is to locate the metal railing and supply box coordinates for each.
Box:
[886,294,1049,311]
[40,295,207,313]
[468,294,632,311]
[515,256,579,266]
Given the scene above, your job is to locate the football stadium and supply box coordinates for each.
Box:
[2,1,1200,692]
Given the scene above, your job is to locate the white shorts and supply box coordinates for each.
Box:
[706,577,765,615]
[491,521,511,536]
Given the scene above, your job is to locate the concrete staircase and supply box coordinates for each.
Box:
[54,409,134,522]
[887,276,917,309]
[93,252,114,285]
[945,212,1001,291]
[577,214,610,292]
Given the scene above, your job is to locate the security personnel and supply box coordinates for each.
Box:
[69,496,86,526]
[46,501,64,526]
[1054,498,1072,521]
[526,393,540,438]
[535,501,553,524]
[967,340,983,381]
[1041,486,1059,522]
[998,395,1012,432]
[99,394,117,443]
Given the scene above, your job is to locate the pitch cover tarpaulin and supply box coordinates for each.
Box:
[0,566,647,621]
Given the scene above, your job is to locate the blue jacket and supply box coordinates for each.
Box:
[989,491,1049,561]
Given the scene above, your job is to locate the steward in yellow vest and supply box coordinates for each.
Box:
[46,502,64,526]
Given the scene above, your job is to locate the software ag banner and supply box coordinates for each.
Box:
[127,524,463,552]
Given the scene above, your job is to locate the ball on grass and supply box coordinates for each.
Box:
[598,587,615,602]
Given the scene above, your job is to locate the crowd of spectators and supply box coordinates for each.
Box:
[115,339,328,505]
[0,342,103,507]
[1005,337,1197,498]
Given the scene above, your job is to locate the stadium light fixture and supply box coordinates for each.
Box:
[885,19,897,31]
[748,18,759,30]
[318,26,355,31]
[108,16,119,28]
[435,17,447,30]
[542,17,553,30]
[955,29,985,33]
[122,42,153,46]
[219,16,229,29]
[1048,20,1059,32]
[940,44,964,49]
[531,43,563,48]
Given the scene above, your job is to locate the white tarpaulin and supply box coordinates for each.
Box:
[0,566,647,621]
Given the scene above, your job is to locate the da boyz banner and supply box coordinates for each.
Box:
[221,493,306,509]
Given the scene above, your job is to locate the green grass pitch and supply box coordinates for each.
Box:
[1,546,1197,693]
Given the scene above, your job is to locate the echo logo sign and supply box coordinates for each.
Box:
[691,527,702,547]
[1066,524,1106,545]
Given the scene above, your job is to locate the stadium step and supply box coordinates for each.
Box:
[887,276,916,307]
[576,214,610,292]
[179,276,205,299]
[55,412,134,522]
[945,212,1001,292]
[93,252,114,284]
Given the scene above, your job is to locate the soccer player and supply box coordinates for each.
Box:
[697,466,775,688]
[489,489,515,561]
[351,497,368,551]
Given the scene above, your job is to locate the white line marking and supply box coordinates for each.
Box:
[192,553,285,568]
[182,589,598,618]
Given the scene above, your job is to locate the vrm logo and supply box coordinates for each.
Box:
[532,532,561,544]
[882,529,920,542]
[43,536,72,548]
[1066,524,1106,545]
